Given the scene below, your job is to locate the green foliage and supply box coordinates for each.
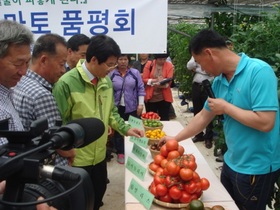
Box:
[167,22,206,97]
[167,7,280,209]
[231,7,280,72]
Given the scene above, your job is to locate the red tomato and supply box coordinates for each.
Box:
[184,181,197,194]
[149,162,160,172]
[156,183,168,196]
[169,185,182,200]
[154,154,165,166]
[177,145,185,156]
[188,160,197,171]
[165,139,179,152]
[195,181,202,193]
[192,171,201,182]
[179,191,192,203]
[167,150,180,160]
[155,167,164,176]
[179,168,193,181]
[166,161,180,176]
[153,174,165,185]
[160,145,169,157]
[159,193,172,203]
[165,175,180,188]
[149,182,158,197]
[200,178,210,191]
[160,158,168,168]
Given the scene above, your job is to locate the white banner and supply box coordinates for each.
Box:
[0,0,168,53]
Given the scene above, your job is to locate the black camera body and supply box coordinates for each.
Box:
[0,118,95,210]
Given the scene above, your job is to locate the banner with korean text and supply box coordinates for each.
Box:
[0,0,168,53]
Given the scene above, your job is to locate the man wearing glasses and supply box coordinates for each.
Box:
[52,34,144,210]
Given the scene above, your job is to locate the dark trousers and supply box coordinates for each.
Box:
[192,82,213,139]
[145,100,171,121]
[78,159,107,210]
[113,106,137,154]
[221,162,280,210]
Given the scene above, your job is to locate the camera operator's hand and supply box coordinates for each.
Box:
[56,148,76,166]
[0,181,6,194]
[37,197,57,210]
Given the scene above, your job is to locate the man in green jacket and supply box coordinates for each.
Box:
[53,35,144,210]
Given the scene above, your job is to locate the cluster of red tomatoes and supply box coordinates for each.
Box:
[149,140,210,204]
[141,112,160,120]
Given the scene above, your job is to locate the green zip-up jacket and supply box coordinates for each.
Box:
[53,59,131,166]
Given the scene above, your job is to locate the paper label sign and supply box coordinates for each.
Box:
[132,143,148,163]
[128,178,154,209]
[126,156,146,181]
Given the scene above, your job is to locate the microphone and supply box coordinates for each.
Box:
[50,118,105,149]
[202,79,224,121]
[40,165,80,181]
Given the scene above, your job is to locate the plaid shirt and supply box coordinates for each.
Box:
[13,70,68,166]
[0,85,24,145]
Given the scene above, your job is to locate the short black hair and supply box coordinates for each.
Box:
[86,35,121,64]
[189,29,227,55]
[67,34,90,51]
[118,54,131,63]
[153,53,169,59]
[32,33,67,59]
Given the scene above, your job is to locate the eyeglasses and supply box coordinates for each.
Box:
[103,63,117,71]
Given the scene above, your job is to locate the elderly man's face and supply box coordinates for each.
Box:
[192,49,217,77]
[0,44,31,88]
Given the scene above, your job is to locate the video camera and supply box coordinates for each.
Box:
[0,117,105,210]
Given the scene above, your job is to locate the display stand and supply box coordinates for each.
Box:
[125,121,238,210]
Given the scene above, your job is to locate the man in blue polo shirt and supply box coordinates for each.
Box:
[163,29,280,210]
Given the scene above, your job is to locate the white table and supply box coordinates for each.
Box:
[125,121,238,210]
